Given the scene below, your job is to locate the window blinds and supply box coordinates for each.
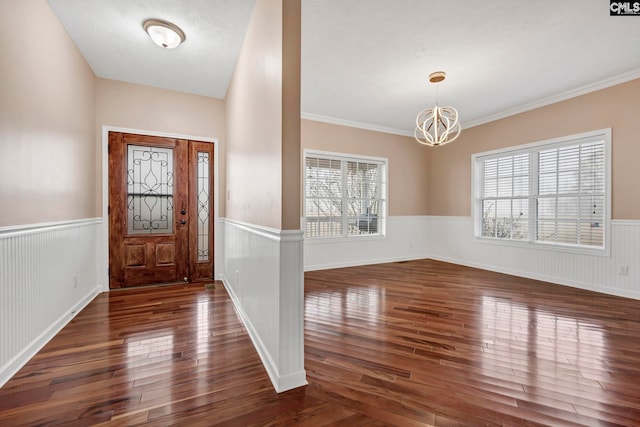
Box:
[305,153,386,238]
[479,138,606,248]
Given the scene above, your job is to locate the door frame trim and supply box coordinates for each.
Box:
[100,125,220,292]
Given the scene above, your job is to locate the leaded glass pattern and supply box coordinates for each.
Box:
[197,152,210,261]
[127,145,174,235]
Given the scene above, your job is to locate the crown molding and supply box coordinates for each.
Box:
[463,68,640,129]
[301,113,413,137]
[302,69,640,136]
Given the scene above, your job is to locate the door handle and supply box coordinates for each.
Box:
[180,220,187,225]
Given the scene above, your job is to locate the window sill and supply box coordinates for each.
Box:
[473,236,610,257]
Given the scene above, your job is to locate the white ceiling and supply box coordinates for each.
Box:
[49,0,640,135]
[48,0,257,99]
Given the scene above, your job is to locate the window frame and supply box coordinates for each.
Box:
[471,128,612,256]
[303,149,388,241]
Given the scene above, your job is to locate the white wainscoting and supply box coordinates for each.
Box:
[303,215,639,300]
[304,216,431,271]
[0,219,101,387]
[221,219,306,392]
[425,216,640,300]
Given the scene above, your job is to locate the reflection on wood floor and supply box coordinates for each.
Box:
[1,259,639,426]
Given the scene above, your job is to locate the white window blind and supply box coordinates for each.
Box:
[481,153,530,240]
[476,130,609,250]
[536,141,605,247]
[305,152,387,238]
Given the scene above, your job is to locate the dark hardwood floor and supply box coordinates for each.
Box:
[1,259,640,426]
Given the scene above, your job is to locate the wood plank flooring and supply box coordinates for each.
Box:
[1,259,640,426]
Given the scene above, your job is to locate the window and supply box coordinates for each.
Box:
[304,150,387,238]
[474,129,610,251]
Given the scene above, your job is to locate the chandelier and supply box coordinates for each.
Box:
[415,71,461,147]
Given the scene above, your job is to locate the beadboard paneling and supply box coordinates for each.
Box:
[425,216,640,299]
[0,219,101,387]
[221,219,306,392]
[304,215,639,299]
[304,216,430,271]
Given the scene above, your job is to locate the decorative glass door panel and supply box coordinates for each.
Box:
[197,152,210,261]
[189,141,215,282]
[127,145,174,235]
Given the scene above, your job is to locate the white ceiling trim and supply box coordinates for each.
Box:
[305,68,640,136]
[464,68,640,129]
[301,113,413,138]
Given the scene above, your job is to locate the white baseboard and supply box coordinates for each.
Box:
[304,215,640,300]
[220,274,281,388]
[0,219,101,387]
[428,253,640,300]
[221,219,307,393]
[425,216,640,300]
[221,274,306,393]
[304,216,431,271]
[0,286,99,387]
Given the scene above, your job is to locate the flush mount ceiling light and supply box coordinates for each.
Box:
[415,71,461,147]
[143,19,185,49]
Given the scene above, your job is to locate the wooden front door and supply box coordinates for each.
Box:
[108,132,214,288]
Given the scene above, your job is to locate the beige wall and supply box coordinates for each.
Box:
[281,0,302,230]
[0,0,96,227]
[427,78,640,220]
[225,0,301,230]
[95,78,226,215]
[302,120,430,216]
